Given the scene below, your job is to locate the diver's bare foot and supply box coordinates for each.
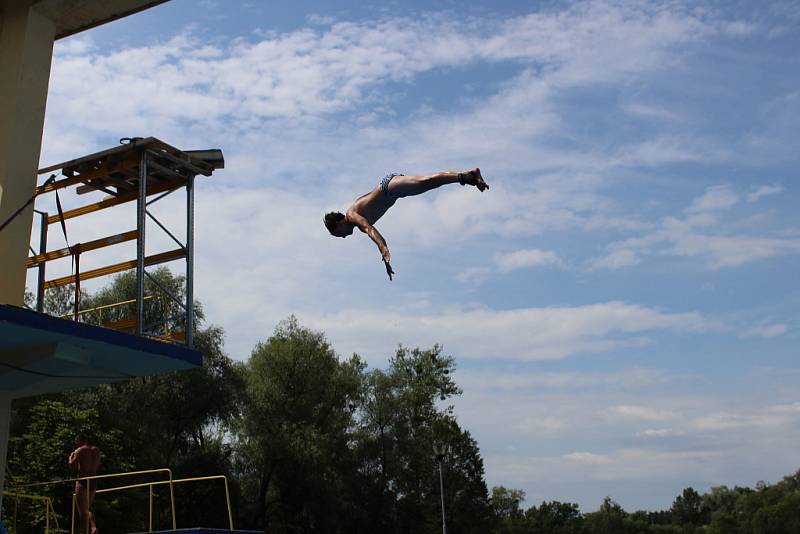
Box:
[463,168,488,191]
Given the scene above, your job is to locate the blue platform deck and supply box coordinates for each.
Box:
[151,530,261,534]
[0,304,201,398]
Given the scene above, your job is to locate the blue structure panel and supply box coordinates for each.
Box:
[0,305,201,398]
[153,530,261,534]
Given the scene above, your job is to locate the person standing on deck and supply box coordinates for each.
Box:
[69,433,100,534]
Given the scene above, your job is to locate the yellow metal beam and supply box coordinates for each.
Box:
[35,158,139,195]
[43,248,186,289]
[27,229,139,267]
[46,177,183,225]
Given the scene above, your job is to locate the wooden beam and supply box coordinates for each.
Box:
[36,158,138,195]
[46,178,184,225]
[27,230,139,268]
[43,248,186,289]
[75,174,135,195]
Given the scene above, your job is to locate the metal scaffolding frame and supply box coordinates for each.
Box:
[27,138,224,348]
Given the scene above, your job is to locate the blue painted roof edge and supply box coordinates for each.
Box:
[0,305,201,367]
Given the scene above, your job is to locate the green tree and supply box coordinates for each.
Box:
[670,487,708,529]
[357,346,493,534]
[584,497,630,534]
[237,316,363,532]
[490,486,527,534]
[525,500,584,534]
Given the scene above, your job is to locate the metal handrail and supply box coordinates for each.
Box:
[1,491,60,533]
[11,468,176,534]
[87,474,234,532]
[58,294,179,339]
[58,295,155,319]
[9,469,233,533]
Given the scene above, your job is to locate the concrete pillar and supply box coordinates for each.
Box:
[0,0,56,305]
[0,395,11,521]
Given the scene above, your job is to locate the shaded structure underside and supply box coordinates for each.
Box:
[29,0,170,39]
[0,304,201,399]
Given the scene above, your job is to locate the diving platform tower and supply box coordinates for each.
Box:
[0,0,223,517]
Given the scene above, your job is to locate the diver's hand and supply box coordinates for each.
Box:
[384,260,395,281]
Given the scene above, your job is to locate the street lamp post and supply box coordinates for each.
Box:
[433,442,447,534]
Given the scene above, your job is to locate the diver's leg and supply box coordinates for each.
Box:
[387,171,472,198]
[89,485,98,534]
[76,485,90,534]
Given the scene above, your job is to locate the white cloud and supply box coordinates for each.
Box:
[458,247,564,286]
[302,301,718,364]
[457,367,671,392]
[622,102,683,121]
[456,266,491,285]
[563,452,612,465]
[614,136,727,167]
[720,20,757,37]
[746,184,784,203]
[636,428,683,438]
[456,377,800,508]
[770,402,800,414]
[588,248,640,270]
[515,416,567,435]
[739,323,787,339]
[690,412,791,431]
[686,185,740,213]
[607,404,679,422]
[670,232,800,269]
[494,249,564,272]
[590,185,800,270]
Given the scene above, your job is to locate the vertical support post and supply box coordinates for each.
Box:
[223,477,234,530]
[0,395,10,520]
[84,483,90,534]
[0,1,56,306]
[438,459,447,534]
[73,251,81,322]
[148,484,154,533]
[136,150,148,336]
[70,493,76,534]
[169,475,177,530]
[185,174,195,348]
[36,210,47,312]
[433,443,448,534]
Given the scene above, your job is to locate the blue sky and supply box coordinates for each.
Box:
[32,0,800,511]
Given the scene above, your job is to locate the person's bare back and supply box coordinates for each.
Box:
[69,434,100,534]
[324,169,488,280]
[71,445,100,477]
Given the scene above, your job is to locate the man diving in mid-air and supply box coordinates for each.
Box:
[324,168,489,280]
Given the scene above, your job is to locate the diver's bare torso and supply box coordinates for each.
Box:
[346,186,395,226]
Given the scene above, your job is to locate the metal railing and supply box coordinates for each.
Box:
[58,294,184,342]
[77,474,234,533]
[8,468,233,533]
[1,491,61,533]
[11,468,176,534]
